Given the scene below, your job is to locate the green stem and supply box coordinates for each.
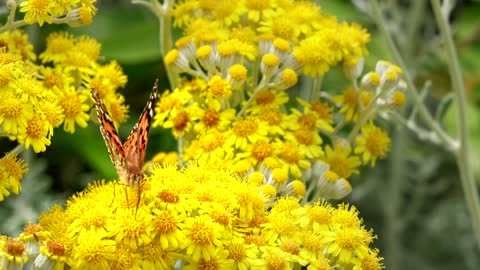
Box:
[368,0,454,149]
[177,132,184,167]
[10,144,25,155]
[431,0,480,247]
[159,15,177,90]
[310,76,323,102]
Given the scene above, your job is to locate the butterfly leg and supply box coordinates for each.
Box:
[109,182,117,208]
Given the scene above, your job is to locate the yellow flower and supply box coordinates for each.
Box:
[321,225,371,264]
[274,141,311,179]
[294,34,334,77]
[71,232,116,269]
[57,87,90,133]
[355,122,391,166]
[182,215,224,261]
[244,0,274,22]
[34,239,69,270]
[0,154,28,196]
[226,238,264,269]
[0,238,29,269]
[40,32,75,63]
[192,98,236,133]
[19,114,52,153]
[226,117,268,150]
[20,0,53,26]
[323,143,361,179]
[0,91,33,135]
[333,86,373,122]
[109,208,154,250]
[213,0,246,26]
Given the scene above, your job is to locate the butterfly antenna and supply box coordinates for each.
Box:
[135,185,141,219]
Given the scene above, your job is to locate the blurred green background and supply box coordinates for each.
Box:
[1,0,480,269]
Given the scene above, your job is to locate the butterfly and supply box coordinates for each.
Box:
[91,79,159,209]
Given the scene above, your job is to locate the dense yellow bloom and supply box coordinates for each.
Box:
[23,164,379,269]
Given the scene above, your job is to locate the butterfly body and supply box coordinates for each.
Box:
[91,80,159,188]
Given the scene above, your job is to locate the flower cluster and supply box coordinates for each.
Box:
[0,29,128,200]
[19,0,97,27]
[1,164,383,270]
[154,0,406,201]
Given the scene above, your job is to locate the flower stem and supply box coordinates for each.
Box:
[431,0,480,247]
[368,0,454,149]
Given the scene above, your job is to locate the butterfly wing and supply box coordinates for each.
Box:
[91,87,129,182]
[123,80,159,184]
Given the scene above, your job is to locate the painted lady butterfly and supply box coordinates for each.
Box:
[91,79,158,192]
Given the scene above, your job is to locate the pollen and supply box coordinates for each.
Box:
[198,258,220,269]
[165,49,180,65]
[255,90,275,105]
[201,130,224,151]
[158,189,180,203]
[0,95,22,118]
[270,16,295,40]
[271,168,288,184]
[252,140,273,161]
[0,154,28,183]
[60,92,82,118]
[196,45,212,59]
[153,211,177,234]
[294,128,315,145]
[300,231,324,253]
[23,223,42,235]
[227,242,247,262]
[245,234,266,246]
[232,118,258,137]
[280,239,300,255]
[190,219,215,246]
[208,75,231,97]
[138,242,168,261]
[43,32,74,55]
[282,68,298,87]
[265,252,287,270]
[209,208,231,226]
[280,142,301,164]
[79,6,94,25]
[46,239,66,256]
[298,113,317,130]
[306,202,332,226]
[311,101,333,121]
[26,115,46,139]
[6,238,26,256]
[365,128,391,158]
[335,228,362,250]
[259,108,282,125]
[245,0,270,11]
[262,53,279,67]
[229,64,248,81]
[42,71,65,89]
[173,111,189,131]
[202,108,220,127]
[392,91,406,106]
